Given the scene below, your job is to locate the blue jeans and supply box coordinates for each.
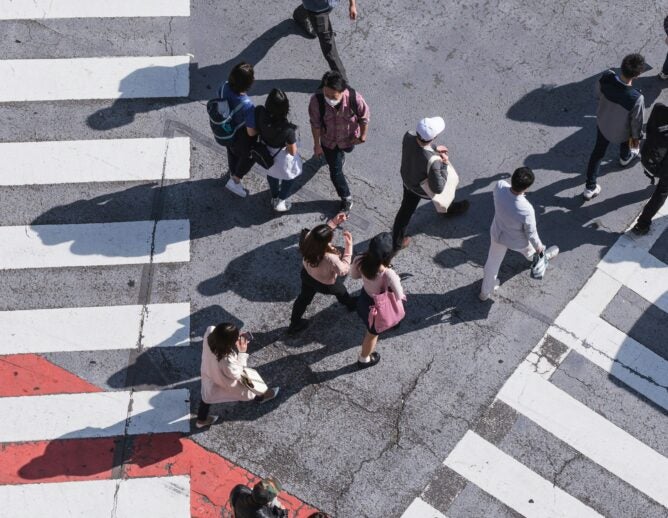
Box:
[322,145,353,199]
[266,176,294,200]
[585,128,631,189]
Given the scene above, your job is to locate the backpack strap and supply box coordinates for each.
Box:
[348,87,359,119]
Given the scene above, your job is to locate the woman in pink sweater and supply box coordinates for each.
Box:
[288,213,357,335]
[351,233,406,369]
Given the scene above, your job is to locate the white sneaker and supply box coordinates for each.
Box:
[479,279,500,301]
[544,245,559,260]
[225,178,247,197]
[619,151,640,167]
[274,199,292,212]
[271,197,279,209]
[659,72,668,80]
[583,184,601,200]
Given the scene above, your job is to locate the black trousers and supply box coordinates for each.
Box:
[290,268,354,324]
[392,186,423,249]
[196,401,210,421]
[585,128,631,189]
[226,130,256,180]
[638,175,668,228]
[295,5,347,81]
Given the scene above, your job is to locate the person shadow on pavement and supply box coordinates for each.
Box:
[87,19,320,131]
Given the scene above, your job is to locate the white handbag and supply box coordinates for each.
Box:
[420,153,460,213]
[240,367,269,395]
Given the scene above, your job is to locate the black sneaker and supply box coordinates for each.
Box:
[340,198,353,213]
[357,352,381,369]
[292,6,317,39]
[632,223,650,235]
[287,318,309,336]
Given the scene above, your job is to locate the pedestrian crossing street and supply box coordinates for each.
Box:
[0,5,318,518]
[402,205,668,517]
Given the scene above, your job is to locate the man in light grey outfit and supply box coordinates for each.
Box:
[480,167,558,301]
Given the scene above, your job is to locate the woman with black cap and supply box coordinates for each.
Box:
[350,232,406,369]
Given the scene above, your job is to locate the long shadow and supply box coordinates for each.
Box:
[87,19,320,130]
[30,175,330,258]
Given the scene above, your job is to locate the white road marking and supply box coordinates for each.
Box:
[550,301,668,412]
[598,237,668,313]
[0,0,190,20]
[0,137,190,185]
[444,430,602,518]
[0,389,190,442]
[0,476,190,518]
[0,56,190,102]
[400,498,448,518]
[0,219,189,270]
[0,302,190,354]
[498,363,668,508]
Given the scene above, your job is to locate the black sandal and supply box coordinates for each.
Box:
[357,352,381,369]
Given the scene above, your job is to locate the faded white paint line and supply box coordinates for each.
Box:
[598,238,668,313]
[0,476,190,518]
[0,137,190,185]
[0,219,189,270]
[498,364,668,508]
[549,301,668,412]
[0,389,189,442]
[0,0,189,20]
[444,431,602,518]
[400,498,448,518]
[0,302,190,354]
[0,56,189,102]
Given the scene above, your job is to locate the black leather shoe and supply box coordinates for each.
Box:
[357,352,381,369]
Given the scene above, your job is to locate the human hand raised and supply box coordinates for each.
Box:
[342,230,353,247]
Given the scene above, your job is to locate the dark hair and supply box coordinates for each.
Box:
[620,53,645,79]
[228,62,255,94]
[265,88,290,121]
[208,323,239,361]
[300,224,335,267]
[358,252,392,280]
[511,167,535,192]
[319,70,347,92]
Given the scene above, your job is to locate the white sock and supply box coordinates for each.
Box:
[358,354,370,363]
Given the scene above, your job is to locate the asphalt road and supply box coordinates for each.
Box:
[1,1,667,516]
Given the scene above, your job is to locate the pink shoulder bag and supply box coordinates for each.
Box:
[368,271,405,333]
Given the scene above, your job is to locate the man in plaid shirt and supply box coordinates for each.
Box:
[308,70,370,213]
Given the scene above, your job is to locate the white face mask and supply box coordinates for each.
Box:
[325,96,341,107]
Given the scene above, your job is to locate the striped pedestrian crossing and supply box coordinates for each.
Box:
[0,476,191,518]
[0,389,190,443]
[0,137,190,186]
[0,220,190,270]
[0,56,190,102]
[404,209,668,516]
[0,303,190,354]
[0,0,190,20]
[444,431,603,518]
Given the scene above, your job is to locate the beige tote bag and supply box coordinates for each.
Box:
[240,367,269,396]
[420,153,460,213]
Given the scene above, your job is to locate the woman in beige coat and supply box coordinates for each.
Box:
[196,323,279,428]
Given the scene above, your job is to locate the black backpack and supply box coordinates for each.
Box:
[207,82,249,146]
[316,87,359,132]
[641,102,668,184]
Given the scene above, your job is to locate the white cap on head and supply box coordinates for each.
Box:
[416,116,445,141]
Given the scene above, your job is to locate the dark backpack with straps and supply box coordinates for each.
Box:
[316,87,359,132]
[641,102,668,184]
[207,82,248,146]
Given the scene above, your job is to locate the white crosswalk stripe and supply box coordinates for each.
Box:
[0,0,190,20]
[0,389,190,442]
[407,209,668,516]
[0,476,191,518]
[0,137,190,185]
[0,220,190,270]
[0,5,196,516]
[444,431,603,518]
[0,303,190,354]
[0,56,190,102]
